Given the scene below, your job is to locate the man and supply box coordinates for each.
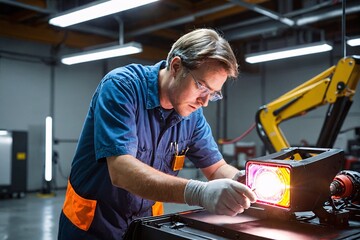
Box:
[58,28,257,239]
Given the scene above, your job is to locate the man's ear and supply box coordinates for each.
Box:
[170,56,182,78]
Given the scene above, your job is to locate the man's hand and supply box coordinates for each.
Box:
[232,170,246,183]
[184,179,257,216]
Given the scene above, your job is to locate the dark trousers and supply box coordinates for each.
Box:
[58,211,101,240]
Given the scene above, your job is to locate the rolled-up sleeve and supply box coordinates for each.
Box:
[93,77,138,160]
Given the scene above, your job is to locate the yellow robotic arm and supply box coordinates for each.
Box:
[256,56,360,154]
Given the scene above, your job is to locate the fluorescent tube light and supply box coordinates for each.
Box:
[0,130,9,136]
[61,42,142,65]
[245,42,333,64]
[347,37,360,47]
[49,0,159,27]
[45,116,53,182]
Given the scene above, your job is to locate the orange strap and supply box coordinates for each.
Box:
[63,180,97,231]
[152,201,164,216]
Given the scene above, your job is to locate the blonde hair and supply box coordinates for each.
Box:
[166,28,239,78]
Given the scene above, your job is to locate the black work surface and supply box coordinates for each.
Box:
[125,208,360,240]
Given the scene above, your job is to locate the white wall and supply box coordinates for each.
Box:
[1,36,359,190]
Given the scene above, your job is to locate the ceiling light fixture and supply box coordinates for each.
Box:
[347,37,360,47]
[0,130,9,136]
[245,41,333,64]
[61,42,142,65]
[49,0,159,27]
[45,116,53,182]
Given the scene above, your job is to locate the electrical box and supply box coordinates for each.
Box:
[0,130,27,198]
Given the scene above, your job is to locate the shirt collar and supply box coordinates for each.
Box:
[146,60,165,110]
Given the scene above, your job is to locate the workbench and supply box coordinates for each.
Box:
[124,208,360,240]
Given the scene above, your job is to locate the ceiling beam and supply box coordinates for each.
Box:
[0,19,167,62]
[0,19,112,48]
[135,45,168,61]
[127,2,236,38]
[193,0,268,25]
[229,0,295,26]
[0,0,52,13]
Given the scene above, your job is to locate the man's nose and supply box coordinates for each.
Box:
[198,94,210,107]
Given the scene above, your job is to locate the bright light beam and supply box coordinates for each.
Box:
[49,0,159,27]
[45,116,53,182]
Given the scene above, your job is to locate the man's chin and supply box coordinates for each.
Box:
[177,111,191,117]
[175,107,193,117]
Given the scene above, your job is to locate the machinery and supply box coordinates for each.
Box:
[331,170,360,203]
[245,147,360,225]
[0,130,27,198]
[251,56,360,227]
[124,209,360,240]
[256,56,360,154]
[124,148,360,240]
[124,57,360,239]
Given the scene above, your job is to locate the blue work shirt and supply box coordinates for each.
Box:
[63,61,223,239]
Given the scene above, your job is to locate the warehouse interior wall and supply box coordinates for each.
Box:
[0,36,359,191]
[224,40,360,157]
[0,37,151,191]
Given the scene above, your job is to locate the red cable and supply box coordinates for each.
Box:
[218,122,256,145]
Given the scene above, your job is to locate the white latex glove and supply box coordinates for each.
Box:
[184,179,257,216]
[232,170,246,183]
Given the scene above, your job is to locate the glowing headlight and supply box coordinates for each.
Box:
[247,163,290,208]
[245,147,344,213]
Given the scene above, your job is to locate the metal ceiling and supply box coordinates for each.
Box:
[0,0,359,65]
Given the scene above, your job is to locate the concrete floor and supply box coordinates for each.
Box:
[0,191,63,240]
[0,190,197,240]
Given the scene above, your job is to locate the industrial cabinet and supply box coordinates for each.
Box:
[0,130,27,198]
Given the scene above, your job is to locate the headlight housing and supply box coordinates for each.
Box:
[246,147,344,213]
